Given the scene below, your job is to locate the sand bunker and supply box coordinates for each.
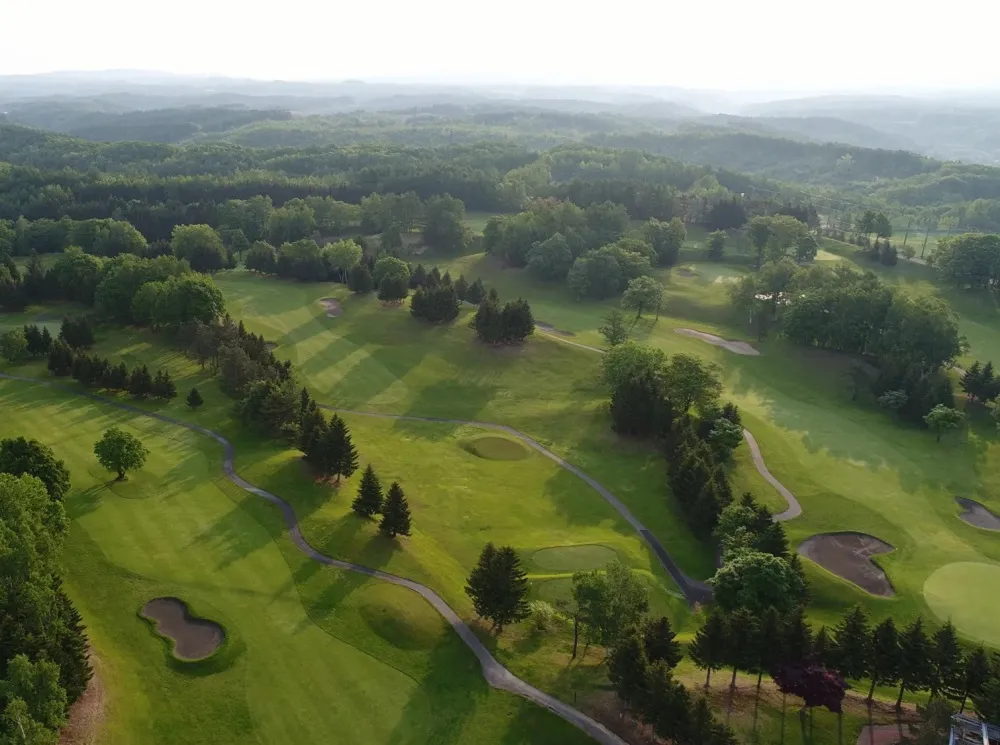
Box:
[798,533,895,597]
[956,497,1000,531]
[141,598,224,660]
[536,321,575,337]
[318,298,342,318]
[676,267,697,278]
[674,328,760,356]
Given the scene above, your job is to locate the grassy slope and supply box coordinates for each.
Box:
[418,248,1000,645]
[0,380,595,745]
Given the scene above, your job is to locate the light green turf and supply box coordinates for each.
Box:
[464,435,530,460]
[530,545,619,573]
[0,380,595,745]
[924,562,1000,647]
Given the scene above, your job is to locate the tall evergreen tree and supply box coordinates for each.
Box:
[454,274,469,301]
[351,464,383,518]
[465,278,485,304]
[867,618,902,702]
[151,369,177,400]
[813,626,831,668]
[409,264,427,289]
[463,542,529,633]
[961,361,983,399]
[51,579,92,703]
[46,339,73,376]
[39,326,53,354]
[323,415,359,483]
[471,288,503,343]
[723,609,759,689]
[379,482,412,539]
[128,364,153,398]
[608,629,650,716]
[896,617,933,708]
[929,621,963,699]
[643,616,682,669]
[298,404,327,464]
[780,607,814,668]
[958,647,990,713]
[103,361,129,391]
[753,607,783,697]
[348,263,374,293]
[690,612,727,688]
[831,605,871,680]
[186,387,204,410]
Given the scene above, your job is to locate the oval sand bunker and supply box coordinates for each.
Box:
[319,298,342,318]
[141,597,224,660]
[674,328,760,356]
[463,436,529,461]
[798,532,895,597]
[955,497,1000,531]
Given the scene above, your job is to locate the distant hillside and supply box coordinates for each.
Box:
[0,101,292,143]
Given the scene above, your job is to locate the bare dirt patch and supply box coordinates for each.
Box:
[856,724,915,745]
[798,533,895,597]
[59,654,105,745]
[141,597,224,660]
[674,328,760,356]
[318,298,342,318]
[675,267,697,278]
[956,497,1000,531]
[536,321,576,337]
[265,342,278,350]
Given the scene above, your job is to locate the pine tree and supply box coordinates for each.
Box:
[39,325,53,353]
[89,356,109,385]
[813,626,831,667]
[471,289,503,343]
[982,360,1000,400]
[466,278,485,305]
[609,629,650,714]
[128,364,153,398]
[71,353,93,385]
[754,607,783,697]
[465,542,498,619]
[958,647,990,712]
[643,616,682,669]
[929,621,963,698]
[23,324,43,356]
[428,266,442,286]
[324,415,358,483]
[152,369,177,400]
[961,361,983,400]
[410,263,427,289]
[499,298,534,343]
[780,607,814,668]
[298,404,327,464]
[186,387,204,410]
[831,605,871,680]
[103,361,129,391]
[897,617,933,708]
[441,270,452,285]
[454,274,469,301]
[52,579,92,703]
[379,482,412,539]
[690,612,727,688]
[46,338,74,376]
[867,618,901,702]
[348,263,374,294]
[351,464,383,518]
[723,608,759,689]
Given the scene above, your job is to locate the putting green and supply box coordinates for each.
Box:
[530,544,618,573]
[923,562,1000,646]
[463,436,530,461]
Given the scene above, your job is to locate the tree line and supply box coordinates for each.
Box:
[0,439,93,742]
[730,261,963,426]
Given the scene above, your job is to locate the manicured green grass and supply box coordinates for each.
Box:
[0,380,597,745]
[463,211,502,234]
[529,544,619,573]
[923,562,1000,647]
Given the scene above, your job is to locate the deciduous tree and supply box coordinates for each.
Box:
[93,427,149,480]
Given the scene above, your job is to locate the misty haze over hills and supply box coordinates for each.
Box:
[4,71,1000,166]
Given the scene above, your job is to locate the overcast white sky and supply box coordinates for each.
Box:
[3,0,999,92]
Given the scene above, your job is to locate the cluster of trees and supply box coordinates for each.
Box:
[601,343,742,536]
[296,395,359,482]
[68,354,177,400]
[931,233,1000,289]
[0,215,147,257]
[730,262,963,425]
[350,465,412,539]
[245,237,364,282]
[0,438,92,741]
[747,214,818,267]
[470,289,535,344]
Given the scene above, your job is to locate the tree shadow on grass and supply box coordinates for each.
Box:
[190,498,276,570]
[392,378,501,439]
[385,624,491,745]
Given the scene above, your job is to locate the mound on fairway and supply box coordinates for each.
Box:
[673,328,760,356]
[141,597,225,660]
[463,436,529,461]
[924,562,1000,647]
[675,267,697,278]
[797,533,895,597]
[530,544,618,573]
[318,298,342,317]
[358,586,444,651]
[955,497,1000,531]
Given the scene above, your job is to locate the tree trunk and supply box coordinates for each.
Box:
[959,693,968,713]
[867,677,877,703]
[838,713,843,745]
[799,707,808,745]
[895,681,906,710]
[117,470,125,480]
[704,666,712,689]
[730,666,738,690]
[571,615,579,659]
[756,670,764,697]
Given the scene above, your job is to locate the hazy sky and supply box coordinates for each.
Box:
[3,0,999,91]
